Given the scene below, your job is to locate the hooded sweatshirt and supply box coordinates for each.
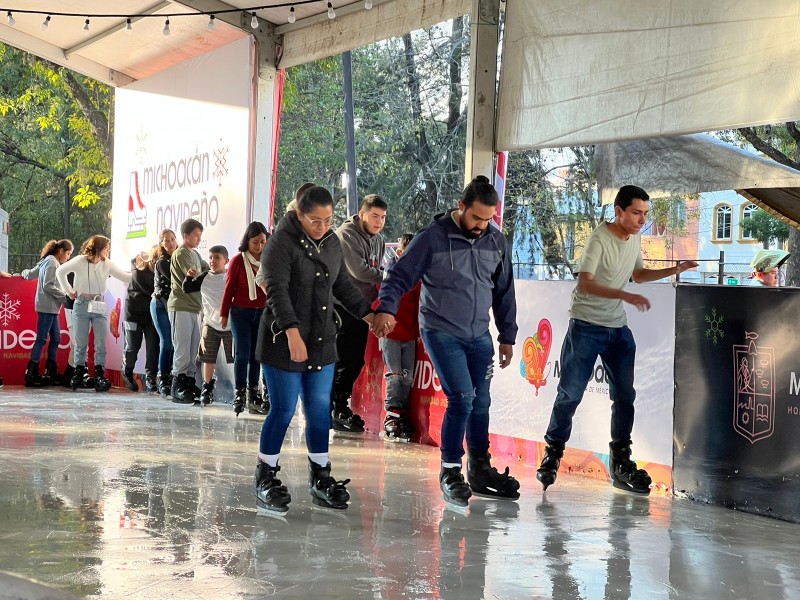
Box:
[335,215,385,303]
[23,255,67,314]
[376,209,517,345]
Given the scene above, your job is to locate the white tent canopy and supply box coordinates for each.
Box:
[497,0,800,150]
[595,134,800,227]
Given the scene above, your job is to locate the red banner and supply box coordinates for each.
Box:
[0,277,72,385]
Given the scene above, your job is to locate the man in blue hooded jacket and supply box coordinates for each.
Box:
[372,176,519,507]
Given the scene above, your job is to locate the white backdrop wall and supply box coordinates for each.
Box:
[490,280,676,466]
[106,37,254,373]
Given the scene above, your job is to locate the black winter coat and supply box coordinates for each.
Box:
[256,212,372,372]
[152,254,171,302]
[125,265,155,323]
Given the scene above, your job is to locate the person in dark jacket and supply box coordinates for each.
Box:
[122,251,160,392]
[330,194,387,433]
[253,186,374,515]
[372,175,519,508]
[150,229,177,397]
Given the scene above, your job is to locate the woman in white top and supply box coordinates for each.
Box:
[56,235,131,392]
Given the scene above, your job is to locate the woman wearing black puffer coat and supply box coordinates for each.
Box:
[251,186,374,515]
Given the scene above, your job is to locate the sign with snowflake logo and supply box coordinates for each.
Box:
[0,292,21,326]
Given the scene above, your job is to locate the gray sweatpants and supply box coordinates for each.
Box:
[169,310,201,377]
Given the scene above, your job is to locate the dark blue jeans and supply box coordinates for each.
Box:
[421,328,494,464]
[544,319,637,446]
[259,363,335,455]
[150,298,173,375]
[229,306,263,389]
[32,312,60,363]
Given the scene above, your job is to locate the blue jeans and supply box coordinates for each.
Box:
[421,328,494,464]
[544,319,637,446]
[150,299,173,374]
[32,312,60,363]
[229,306,263,389]
[259,364,335,455]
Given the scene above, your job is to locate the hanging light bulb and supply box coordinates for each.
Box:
[327,2,335,19]
[288,6,296,23]
[364,0,373,9]
[6,11,15,27]
[41,15,51,30]
[83,18,90,33]
[125,18,132,32]
[162,18,170,35]
[250,12,259,29]
[207,15,215,31]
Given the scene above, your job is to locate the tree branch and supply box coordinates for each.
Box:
[61,69,114,166]
[739,127,800,170]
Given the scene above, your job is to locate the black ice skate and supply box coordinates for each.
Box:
[171,373,195,404]
[331,403,365,433]
[144,372,158,394]
[383,410,412,443]
[467,452,520,501]
[122,369,138,392]
[609,441,652,495]
[247,387,268,415]
[94,366,112,392]
[158,372,172,398]
[233,388,246,416]
[71,364,88,391]
[200,379,215,406]
[254,462,291,515]
[308,459,350,510]
[24,360,43,388]
[536,442,565,491]
[42,360,60,387]
[439,465,472,507]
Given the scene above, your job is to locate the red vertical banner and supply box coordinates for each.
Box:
[492,151,508,229]
[269,68,286,231]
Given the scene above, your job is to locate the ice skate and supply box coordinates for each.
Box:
[382,410,412,443]
[158,372,172,398]
[467,452,520,501]
[537,442,564,491]
[254,462,291,515]
[200,379,215,406]
[439,465,472,507]
[331,403,365,434]
[247,387,268,415]
[233,388,246,416]
[122,369,138,392]
[308,459,350,510]
[609,441,652,495]
[171,373,195,404]
[94,366,111,392]
[24,360,43,388]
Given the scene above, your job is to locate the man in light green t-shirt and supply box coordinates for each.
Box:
[536,185,698,495]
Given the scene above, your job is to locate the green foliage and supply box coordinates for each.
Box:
[0,42,112,269]
[741,208,790,248]
[276,19,469,239]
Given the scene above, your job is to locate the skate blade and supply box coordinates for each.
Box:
[311,498,349,511]
[611,480,651,496]
[442,493,470,510]
[442,498,469,514]
[470,491,520,502]
[256,506,289,521]
[380,432,410,444]
[331,428,365,438]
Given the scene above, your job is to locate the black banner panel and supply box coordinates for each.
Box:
[673,284,800,523]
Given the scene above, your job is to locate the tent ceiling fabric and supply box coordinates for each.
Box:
[496,0,800,150]
[595,134,800,226]
[0,0,435,85]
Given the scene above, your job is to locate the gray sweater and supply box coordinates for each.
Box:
[22,255,66,314]
[335,216,385,303]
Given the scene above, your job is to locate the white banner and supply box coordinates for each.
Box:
[106,38,254,372]
[490,280,676,466]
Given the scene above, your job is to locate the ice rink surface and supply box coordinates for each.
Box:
[1,387,799,599]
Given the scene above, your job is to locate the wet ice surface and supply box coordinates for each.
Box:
[1,388,799,599]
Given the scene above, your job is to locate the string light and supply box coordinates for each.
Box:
[364,0,372,9]
[0,3,360,31]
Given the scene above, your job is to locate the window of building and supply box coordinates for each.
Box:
[740,203,758,240]
[714,204,732,241]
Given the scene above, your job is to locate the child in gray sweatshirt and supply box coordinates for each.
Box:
[21,239,74,386]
